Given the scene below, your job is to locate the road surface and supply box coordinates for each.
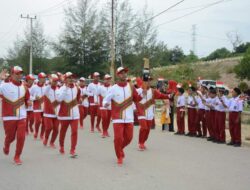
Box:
[0,116,250,190]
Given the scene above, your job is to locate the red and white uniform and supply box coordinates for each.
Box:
[98,83,112,137]
[187,95,198,135]
[136,88,169,148]
[43,84,60,147]
[206,97,217,139]
[56,83,81,155]
[0,80,30,162]
[196,94,207,137]
[87,81,102,132]
[103,81,143,161]
[228,96,243,144]
[214,96,228,142]
[79,85,89,128]
[30,82,46,139]
[25,82,34,134]
[176,94,186,134]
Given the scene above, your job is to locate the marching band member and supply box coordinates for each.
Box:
[78,77,89,129]
[87,72,102,132]
[24,74,35,135]
[43,74,60,148]
[103,67,145,165]
[0,66,31,165]
[56,72,81,157]
[98,74,112,138]
[30,72,47,140]
[136,76,170,150]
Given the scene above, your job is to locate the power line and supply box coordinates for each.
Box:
[143,0,185,24]
[154,0,233,28]
[130,0,186,30]
[39,11,65,17]
[35,0,71,15]
[0,21,26,45]
[165,28,228,41]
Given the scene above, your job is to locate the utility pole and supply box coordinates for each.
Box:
[110,0,115,79]
[192,24,196,55]
[20,14,36,74]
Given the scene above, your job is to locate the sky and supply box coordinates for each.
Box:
[0,0,249,58]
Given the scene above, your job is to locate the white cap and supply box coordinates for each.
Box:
[116,67,128,75]
[79,77,86,81]
[93,72,100,77]
[50,74,59,81]
[64,72,73,78]
[11,66,23,74]
[104,74,112,79]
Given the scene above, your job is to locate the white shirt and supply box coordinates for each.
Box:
[80,86,89,107]
[187,95,198,108]
[87,82,101,106]
[214,96,228,112]
[176,95,186,108]
[228,96,243,112]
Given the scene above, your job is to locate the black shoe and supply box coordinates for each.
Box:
[227,142,234,146]
[207,137,213,141]
[233,143,241,147]
[217,141,226,144]
[185,133,191,136]
[212,139,219,143]
[174,132,180,135]
[196,134,202,138]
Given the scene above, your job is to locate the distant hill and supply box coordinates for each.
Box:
[152,56,250,88]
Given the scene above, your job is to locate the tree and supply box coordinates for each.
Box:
[234,47,250,80]
[234,42,250,54]
[184,51,199,63]
[169,46,185,64]
[204,47,231,61]
[227,31,242,52]
[54,0,109,76]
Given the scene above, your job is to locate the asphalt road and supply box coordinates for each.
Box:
[0,116,250,190]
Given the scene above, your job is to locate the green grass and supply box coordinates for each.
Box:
[244,106,250,112]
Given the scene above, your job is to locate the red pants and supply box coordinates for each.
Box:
[229,112,241,144]
[101,109,111,134]
[79,106,88,127]
[213,111,220,141]
[215,111,226,142]
[209,110,216,138]
[138,119,153,145]
[177,108,185,134]
[26,111,34,133]
[89,105,101,131]
[34,112,45,138]
[134,111,139,126]
[113,123,133,159]
[196,109,206,136]
[188,108,197,135]
[59,120,78,151]
[3,119,26,157]
[44,117,59,144]
[205,111,213,138]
